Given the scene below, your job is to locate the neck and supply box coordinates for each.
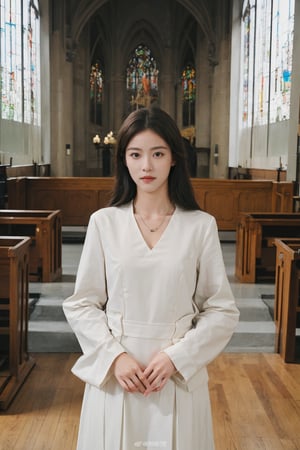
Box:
[133,193,174,215]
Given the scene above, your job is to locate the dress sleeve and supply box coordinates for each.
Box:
[63,212,126,388]
[163,215,240,384]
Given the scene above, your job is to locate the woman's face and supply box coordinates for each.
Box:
[125,129,175,195]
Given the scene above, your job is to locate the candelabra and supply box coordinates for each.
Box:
[92,131,116,176]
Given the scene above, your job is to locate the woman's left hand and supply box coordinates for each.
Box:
[142,352,177,396]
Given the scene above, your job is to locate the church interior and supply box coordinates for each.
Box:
[1,0,300,449]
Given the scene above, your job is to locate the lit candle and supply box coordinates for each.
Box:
[93,134,100,144]
[107,131,116,144]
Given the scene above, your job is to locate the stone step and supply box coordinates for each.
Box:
[225,321,275,352]
[28,319,275,353]
[27,240,276,353]
[28,320,80,353]
[28,297,276,353]
[235,298,273,321]
[29,298,66,321]
[29,296,274,322]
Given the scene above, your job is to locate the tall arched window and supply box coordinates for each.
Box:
[241,0,295,128]
[126,44,159,112]
[23,0,40,125]
[0,0,40,124]
[181,64,196,127]
[269,0,294,122]
[89,62,104,125]
[241,0,256,127]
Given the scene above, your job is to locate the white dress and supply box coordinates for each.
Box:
[63,202,239,450]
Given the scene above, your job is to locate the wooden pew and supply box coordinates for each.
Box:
[235,213,300,283]
[6,163,50,177]
[274,238,300,363]
[0,210,62,282]
[7,177,113,227]
[0,236,35,410]
[7,177,294,230]
[0,165,8,208]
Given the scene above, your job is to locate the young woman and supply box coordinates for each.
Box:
[63,107,239,450]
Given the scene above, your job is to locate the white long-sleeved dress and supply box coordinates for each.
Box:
[63,202,239,450]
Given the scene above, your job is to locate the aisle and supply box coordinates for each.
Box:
[28,238,276,353]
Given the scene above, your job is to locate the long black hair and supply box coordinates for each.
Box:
[109,107,200,210]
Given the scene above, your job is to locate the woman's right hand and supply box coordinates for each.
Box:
[112,353,150,394]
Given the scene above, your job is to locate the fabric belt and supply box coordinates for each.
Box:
[107,311,196,340]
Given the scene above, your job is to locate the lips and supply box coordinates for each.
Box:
[141,176,155,182]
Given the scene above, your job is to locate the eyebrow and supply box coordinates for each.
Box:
[126,145,169,151]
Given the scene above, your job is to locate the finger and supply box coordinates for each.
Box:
[124,372,149,394]
[131,374,147,393]
[138,371,151,389]
[153,377,167,391]
[151,375,165,389]
[143,376,165,396]
[143,366,154,378]
[117,378,131,392]
[125,378,140,393]
[146,369,161,385]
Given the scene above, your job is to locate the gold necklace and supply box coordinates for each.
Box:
[134,203,174,233]
[138,213,167,233]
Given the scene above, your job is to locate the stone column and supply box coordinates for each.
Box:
[50,10,74,176]
[196,31,212,149]
[109,73,126,131]
[209,2,231,179]
[159,48,176,117]
[73,38,90,176]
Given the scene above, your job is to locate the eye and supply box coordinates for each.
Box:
[153,151,164,158]
[128,152,141,159]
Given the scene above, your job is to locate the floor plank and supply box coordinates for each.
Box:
[209,353,300,450]
[0,353,299,450]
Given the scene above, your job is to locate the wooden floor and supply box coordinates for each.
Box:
[0,353,300,450]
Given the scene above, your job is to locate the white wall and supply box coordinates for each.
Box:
[229,0,299,179]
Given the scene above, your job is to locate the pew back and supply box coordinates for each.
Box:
[0,209,62,282]
[0,236,35,410]
[274,238,300,363]
[7,177,294,230]
[235,213,300,283]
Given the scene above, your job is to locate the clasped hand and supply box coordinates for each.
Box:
[112,352,176,396]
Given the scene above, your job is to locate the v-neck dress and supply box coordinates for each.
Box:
[63,202,239,450]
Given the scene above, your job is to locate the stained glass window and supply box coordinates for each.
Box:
[126,44,159,112]
[90,62,104,125]
[23,0,40,125]
[181,64,196,127]
[253,0,272,125]
[242,0,257,127]
[0,0,22,121]
[241,0,295,128]
[0,0,40,124]
[269,0,294,122]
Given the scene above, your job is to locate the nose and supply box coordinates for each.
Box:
[142,155,153,172]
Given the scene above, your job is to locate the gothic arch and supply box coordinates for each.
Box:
[89,16,107,63]
[71,0,108,45]
[177,17,197,71]
[177,0,216,53]
[69,0,217,63]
